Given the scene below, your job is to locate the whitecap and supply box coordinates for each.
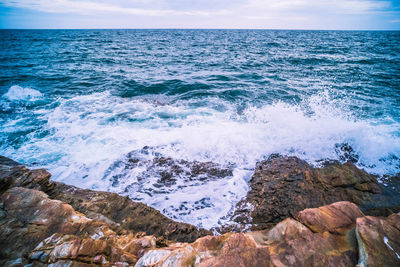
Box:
[2,90,400,229]
[3,85,43,101]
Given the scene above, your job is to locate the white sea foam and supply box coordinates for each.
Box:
[2,90,400,229]
[2,85,43,101]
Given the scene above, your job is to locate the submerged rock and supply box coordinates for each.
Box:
[230,155,400,231]
[108,147,233,194]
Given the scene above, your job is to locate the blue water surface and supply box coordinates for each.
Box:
[1,30,399,228]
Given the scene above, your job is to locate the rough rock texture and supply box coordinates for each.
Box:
[45,183,211,243]
[0,156,211,244]
[0,187,156,266]
[231,155,400,231]
[1,155,400,267]
[356,214,400,267]
[135,201,365,267]
[295,201,364,234]
[115,150,234,189]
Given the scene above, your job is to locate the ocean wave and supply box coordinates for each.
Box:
[2,85,43,101]
[1,90,399,229]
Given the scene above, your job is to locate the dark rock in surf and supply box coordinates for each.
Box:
[110,147,233,195]
[230,155,400,231]
[1,155,400,267]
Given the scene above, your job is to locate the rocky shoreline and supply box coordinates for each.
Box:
[1,155,399,266]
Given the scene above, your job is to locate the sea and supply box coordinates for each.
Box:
[1,29,399,230]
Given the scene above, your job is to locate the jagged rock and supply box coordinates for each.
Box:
[0,187,157,266]
[108,148,233,199]
[356,214,400,267]
[28,232,155,266]
[231,155,399,231]
[2,155,400,267]
[121,150,234,187]
[136,201,361,267]
[0,157,211,243]
[45,183,211,243]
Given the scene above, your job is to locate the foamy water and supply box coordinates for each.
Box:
[2,87,399,229]
[3,85,43,101]
[1,30,399,230]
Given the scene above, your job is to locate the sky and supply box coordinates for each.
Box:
[0,0,399,30]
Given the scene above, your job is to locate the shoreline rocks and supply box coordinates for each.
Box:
[1,155,399,266]
[136,201,399,267]
[228,155,400,232]
[0,156,212,244]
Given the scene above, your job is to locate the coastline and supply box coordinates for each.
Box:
[1,155,399,266]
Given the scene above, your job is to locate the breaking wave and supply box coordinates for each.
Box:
[2,89,399,229]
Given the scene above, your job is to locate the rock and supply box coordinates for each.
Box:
[120,150,234,187]
[364,174,400,217]
[0,155,21,166]
[0,157,211,243]
[356,215,400,267]
[135,201,361,267]
[108,148,233,201]
[231,155,398,231]
[257,218,312,245]
[45,182,211,243]
[295,201,364,234]
[28,233,143,266]
[135,250,172,267]
[1,155,399,267]
[0,187,157,266]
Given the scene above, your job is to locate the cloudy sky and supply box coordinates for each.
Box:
[1,0,399,29]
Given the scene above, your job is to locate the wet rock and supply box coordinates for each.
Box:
[1,155,399,267]
[0,157,212,243]
[365,174,400,217]
[231,155,398,231]
[335,143,360,163]
[0,155,21,166]
[111,148,233,192]
[356,214,400,267]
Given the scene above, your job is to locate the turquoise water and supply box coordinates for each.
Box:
[1,30,399,229]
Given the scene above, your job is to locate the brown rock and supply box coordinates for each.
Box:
[231,155,398,231]
[0,187,90,263]
[295,201,364,234]
[356,215,400,267]
[30,233,139,266]
[136,202,362,267]
[268,232,357,267]
[258,217,312,245]
[45,182,211,243]
[0,157,211,243]
[0,185,159,266]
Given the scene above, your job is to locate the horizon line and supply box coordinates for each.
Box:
[1,28,400,31]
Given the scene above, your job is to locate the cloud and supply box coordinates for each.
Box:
[1,0,399,29]
[1,0,395,16]
[0,0,232,16]
[246,0,391,14]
